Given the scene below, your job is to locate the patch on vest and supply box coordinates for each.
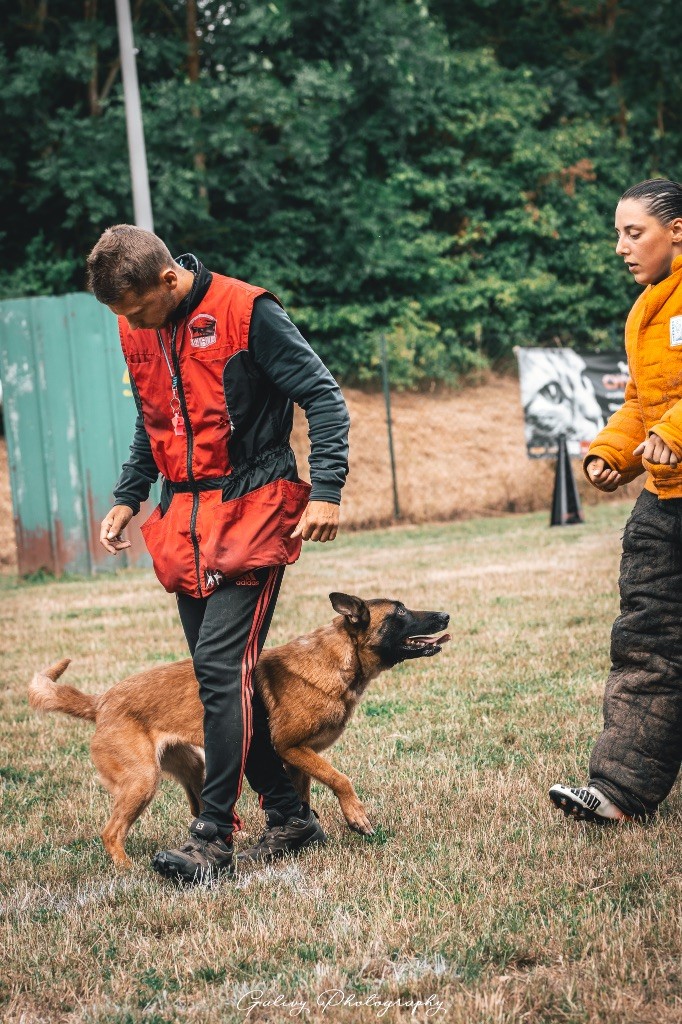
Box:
[670,316,682,348]
[189,313,218,348]
[204,568,225,591]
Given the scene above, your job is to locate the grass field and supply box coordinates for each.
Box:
[2,500,682,1024]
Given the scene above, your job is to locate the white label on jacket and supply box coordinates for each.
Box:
[189,313,218,348]
[670,316,682,347]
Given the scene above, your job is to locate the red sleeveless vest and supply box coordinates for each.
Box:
[119,273,310,596]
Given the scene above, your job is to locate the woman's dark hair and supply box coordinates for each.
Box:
[620,179,682,225]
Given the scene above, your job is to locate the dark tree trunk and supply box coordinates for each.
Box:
[186,0,209,207]
[603,0,628,139]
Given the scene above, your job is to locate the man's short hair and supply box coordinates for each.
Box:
[87,225,174,304]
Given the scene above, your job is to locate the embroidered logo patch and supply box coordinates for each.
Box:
[670,316,682,347]
[189,313,218,348]
[204,568,225,591]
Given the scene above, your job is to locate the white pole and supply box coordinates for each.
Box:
[115,0,154,231]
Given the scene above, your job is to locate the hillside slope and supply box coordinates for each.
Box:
[293,375,642,528]
[0,375,641,573]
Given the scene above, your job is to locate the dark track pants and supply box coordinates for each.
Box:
[589,488,682,817]
[176,566,302,839]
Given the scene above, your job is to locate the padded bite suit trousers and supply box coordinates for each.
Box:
[589,489,682,817]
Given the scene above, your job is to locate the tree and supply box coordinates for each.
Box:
[0,0,677,384]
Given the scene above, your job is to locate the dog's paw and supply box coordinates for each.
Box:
[344,805,374,836]
[111,853,134,870]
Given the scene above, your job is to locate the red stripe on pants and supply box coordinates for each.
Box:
[232,567,280,831]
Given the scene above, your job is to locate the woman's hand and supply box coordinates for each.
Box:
[586,457,622,492]
[633,433,679,467]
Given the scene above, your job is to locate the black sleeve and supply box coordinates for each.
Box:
[112,377,159,515]
[249,297,350,504]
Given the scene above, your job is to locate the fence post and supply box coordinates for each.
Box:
[380,334,401,519]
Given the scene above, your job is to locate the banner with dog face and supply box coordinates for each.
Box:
[515,348,629,459]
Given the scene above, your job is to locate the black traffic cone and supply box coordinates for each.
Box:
[550,434,584,527]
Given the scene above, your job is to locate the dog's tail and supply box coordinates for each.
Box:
[28,659,98,722]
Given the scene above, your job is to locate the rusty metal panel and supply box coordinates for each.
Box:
[0,292,159,577]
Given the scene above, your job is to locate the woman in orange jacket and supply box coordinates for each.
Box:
[550,178,682,822]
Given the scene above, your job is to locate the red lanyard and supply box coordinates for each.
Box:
[156,324,185,436]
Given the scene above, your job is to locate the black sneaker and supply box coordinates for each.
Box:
[151,818,236,885]
[238,804,327,864]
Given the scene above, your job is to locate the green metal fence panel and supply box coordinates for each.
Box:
[0,292,159,577]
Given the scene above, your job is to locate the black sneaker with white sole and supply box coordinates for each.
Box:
[549,784,631,823]
[238,803,327,864]
[152,818,236,885]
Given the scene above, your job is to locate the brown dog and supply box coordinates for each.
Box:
[29,593,449,866]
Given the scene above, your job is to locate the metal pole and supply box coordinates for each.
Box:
[115,0,154,231]
[380,334,401,519]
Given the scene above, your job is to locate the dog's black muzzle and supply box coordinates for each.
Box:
[396,610,451,661]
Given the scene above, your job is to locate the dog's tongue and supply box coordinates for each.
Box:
[412,633,451,645]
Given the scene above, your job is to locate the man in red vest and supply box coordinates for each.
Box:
[88,225,350,885]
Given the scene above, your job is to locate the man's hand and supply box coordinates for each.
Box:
[291,500,340,543]
[586,457,622,492]
[634,432,679,467]
[100,504,134,554]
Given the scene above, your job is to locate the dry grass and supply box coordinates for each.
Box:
[2,499,682,1023]
[0,437,16,572]
[293,375,644,529]
[0,375,645,576]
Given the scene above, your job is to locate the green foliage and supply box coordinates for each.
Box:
[0,0,678,383]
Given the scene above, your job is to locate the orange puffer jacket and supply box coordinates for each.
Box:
[585,254,682,498]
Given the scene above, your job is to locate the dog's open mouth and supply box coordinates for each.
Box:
[403,633,451,656]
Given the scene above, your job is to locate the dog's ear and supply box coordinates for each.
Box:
[329,592,370,631]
